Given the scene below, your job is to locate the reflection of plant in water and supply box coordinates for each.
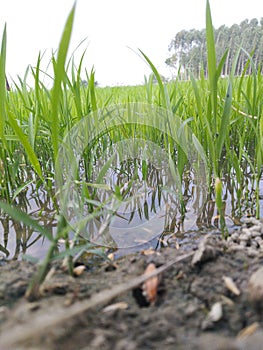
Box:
[77,150,206,247]
[0,182,57,259]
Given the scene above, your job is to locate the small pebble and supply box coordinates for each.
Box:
[249,224,262,233]
[246,248,259,258]
[201,302,223,330]
[251,230,261,238]
[240,241,247,248]
[223,276,240,296]
[251,241,259,249]
[241,228,251,237]
[243,217,259,225]
[228,245,246,252]
[239,235,247,242]
[231,232,239,241]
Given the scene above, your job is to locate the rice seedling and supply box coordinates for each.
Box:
[0,0,261,299]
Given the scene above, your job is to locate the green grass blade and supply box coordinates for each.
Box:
[261,112,263,156]
[190,74,202,119]
[7,111,43,179]
[88,67,98,112]
[0,201,53,241]
[12,180,34,200]
[215,178,227,237]
[51,2,76,160]
[216,49,228,81]
[96,153,116,184]
[217,46,240,162]
[206,0,217,123]
[0,24,7,146]
[192,134,208,167]
[217,81,232,159]
[139,49,168,108]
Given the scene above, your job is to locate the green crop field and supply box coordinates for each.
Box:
[0,1,262,297]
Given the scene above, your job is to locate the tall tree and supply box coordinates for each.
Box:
[166,18,263,79]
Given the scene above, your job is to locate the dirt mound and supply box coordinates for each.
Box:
[1,220,263,350]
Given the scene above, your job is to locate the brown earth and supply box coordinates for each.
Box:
[0,222,263,350]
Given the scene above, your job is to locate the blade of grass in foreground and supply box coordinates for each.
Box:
[206,0,217,131]
[261,113,263,156]
[0,24,7,147]
[51,2,76,161]
[0,201,71,299]
[139,49,170,109]
[7,111,43,179]
[0,24,11,200]
[216,82,232,160]
[0,201,53,241]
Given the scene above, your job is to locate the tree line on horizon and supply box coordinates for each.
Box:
[166,18,263,80]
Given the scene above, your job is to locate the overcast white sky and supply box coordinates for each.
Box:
[1,0,262,86]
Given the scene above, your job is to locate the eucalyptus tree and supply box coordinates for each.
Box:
[166,18,263,78]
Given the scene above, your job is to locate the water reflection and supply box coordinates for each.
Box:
[0,183,57,260]
[0,166,262,260]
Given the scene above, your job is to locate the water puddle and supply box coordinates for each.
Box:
[1,162,262,260]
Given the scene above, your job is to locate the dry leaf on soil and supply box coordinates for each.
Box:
[142,263,159,305]
[237,322,260,339]
[141,249,156,256]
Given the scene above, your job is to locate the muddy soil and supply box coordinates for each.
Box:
[0,219,263,350]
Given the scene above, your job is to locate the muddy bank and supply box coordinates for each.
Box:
[0,219,263,350]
